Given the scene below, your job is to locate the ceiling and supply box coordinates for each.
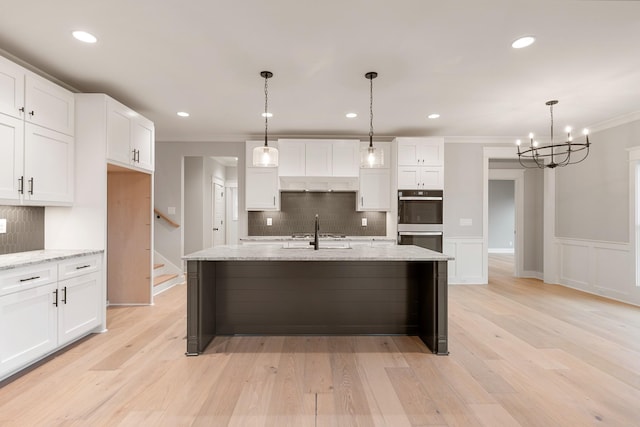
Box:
[1,1,639,143]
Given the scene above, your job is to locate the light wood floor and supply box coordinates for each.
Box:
[1,259,640,426]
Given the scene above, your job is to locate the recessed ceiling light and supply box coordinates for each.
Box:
[346,113,357,118]
[177,111,189,117]
[428,113,440,119]
[72,30,97,44]
[262,112,273,118]
[512,36,535,49]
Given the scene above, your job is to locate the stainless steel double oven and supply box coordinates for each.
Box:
[397,189,443,252]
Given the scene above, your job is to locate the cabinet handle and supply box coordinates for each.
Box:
[28,177,34,195]
[273,196,276,206]
[135,149,140,163]
[29,110,35,117]
[76,265,91,270]
[19,107,25,113]
[18,176,24,194]
[62,286,67,304]
[132,149,137,162]
[53,289,58,307]
[361,196,364,206]
[19,275,41,282]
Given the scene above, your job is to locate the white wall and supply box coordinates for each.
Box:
[154,141,245,268]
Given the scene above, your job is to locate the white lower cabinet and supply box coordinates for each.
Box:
[0,282,58,378]
[0,254,103,381]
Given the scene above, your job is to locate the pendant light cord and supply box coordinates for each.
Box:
[369,75,374,147]
[264,74,269,147]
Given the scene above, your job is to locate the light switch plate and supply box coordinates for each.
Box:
[267,217,273,226]
[167,206,176,215]
[361,218,367,227]
[0,218,6,234]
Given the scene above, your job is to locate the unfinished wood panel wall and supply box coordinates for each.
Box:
[107,170,152,304]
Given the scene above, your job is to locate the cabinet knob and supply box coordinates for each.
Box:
[19,107,25,113]
[29,110,35,117]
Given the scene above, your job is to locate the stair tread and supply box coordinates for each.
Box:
[154,263,165,270]
[154,273,178,287]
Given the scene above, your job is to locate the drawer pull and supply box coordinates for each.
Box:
[19,276,41,282]
[76,265,91,270]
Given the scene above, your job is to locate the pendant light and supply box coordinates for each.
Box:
[360,71,384,168]
[252,71,279,167]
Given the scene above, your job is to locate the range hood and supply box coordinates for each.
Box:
[279,176,359,192]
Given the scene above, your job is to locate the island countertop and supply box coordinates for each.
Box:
[184,244,453,262]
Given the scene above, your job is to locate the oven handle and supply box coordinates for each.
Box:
[399,231,443,236]
[398,196,442,201]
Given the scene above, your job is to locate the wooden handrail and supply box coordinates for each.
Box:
[154,208,180,228]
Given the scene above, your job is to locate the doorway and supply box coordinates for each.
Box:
[211,180,226,246]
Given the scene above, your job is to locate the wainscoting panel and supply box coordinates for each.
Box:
[443,237,485,285]
[557,238,639,306]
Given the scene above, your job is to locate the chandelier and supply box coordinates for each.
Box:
[516,100,590,169]
[360,71,384,168]
[252,71,279,167]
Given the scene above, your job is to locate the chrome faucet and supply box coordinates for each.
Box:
[310,214,319,250]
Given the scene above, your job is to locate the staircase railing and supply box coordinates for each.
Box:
[154,208,180,228]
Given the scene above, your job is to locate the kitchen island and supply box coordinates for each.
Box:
[184,244,452,355]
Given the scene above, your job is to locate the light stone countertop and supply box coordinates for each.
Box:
[239,233,397,242]
[0,249,104,271]
[184,244,453,262]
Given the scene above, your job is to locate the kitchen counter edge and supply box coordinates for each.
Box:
[0,249,105,271]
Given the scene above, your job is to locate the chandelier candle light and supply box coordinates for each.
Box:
[252,71,279,167]
[360,71,384,168]
[516,100,590,169]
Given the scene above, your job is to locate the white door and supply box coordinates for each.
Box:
[212,183,226,246]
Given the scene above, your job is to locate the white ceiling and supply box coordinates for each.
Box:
[1,1,639,143]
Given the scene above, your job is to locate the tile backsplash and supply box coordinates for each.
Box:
[248,192,386,236]
[0,206,45,255]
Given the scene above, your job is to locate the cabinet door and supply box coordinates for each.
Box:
[106,100,133,166]
[58,272,101,346]
[420,167,444,189]
[418,138,445,166]
[23,124,74,205]
[0,283,58,380]
[397,166,420,189]
[246,167,279,210]
[332,140,359,176]
[358,168,391,211]
[0,115,24,203]
[278,139,305,176]
[397,139,421,166]
[305,142,332,176]
[0,55,25,120]
[132,117,154,171]
[25,73,74,136]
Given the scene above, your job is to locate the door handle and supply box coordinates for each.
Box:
[213,228,219,231]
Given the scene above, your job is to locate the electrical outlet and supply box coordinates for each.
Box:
[361,218,367,227]
[459,218,472,226]
[0,218,6,234]
[266,217,273,226]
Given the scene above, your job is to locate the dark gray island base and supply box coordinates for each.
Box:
[184,245,452,356]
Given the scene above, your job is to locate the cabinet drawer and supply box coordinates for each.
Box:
[58,255,100,280]
[0,263,58,296]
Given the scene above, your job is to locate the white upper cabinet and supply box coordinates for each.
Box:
[358,168,391,211]
[23,124,74,204]
[0,55,25,120]
[331,140,359,176]
[277,139,359,177]
[278,140,306,176]
[24,73,75,136]
[0,54,75,205]
[106,97,154,172]
[396,137,444,189]
[397,137,444,166]
[245,140,279,210]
